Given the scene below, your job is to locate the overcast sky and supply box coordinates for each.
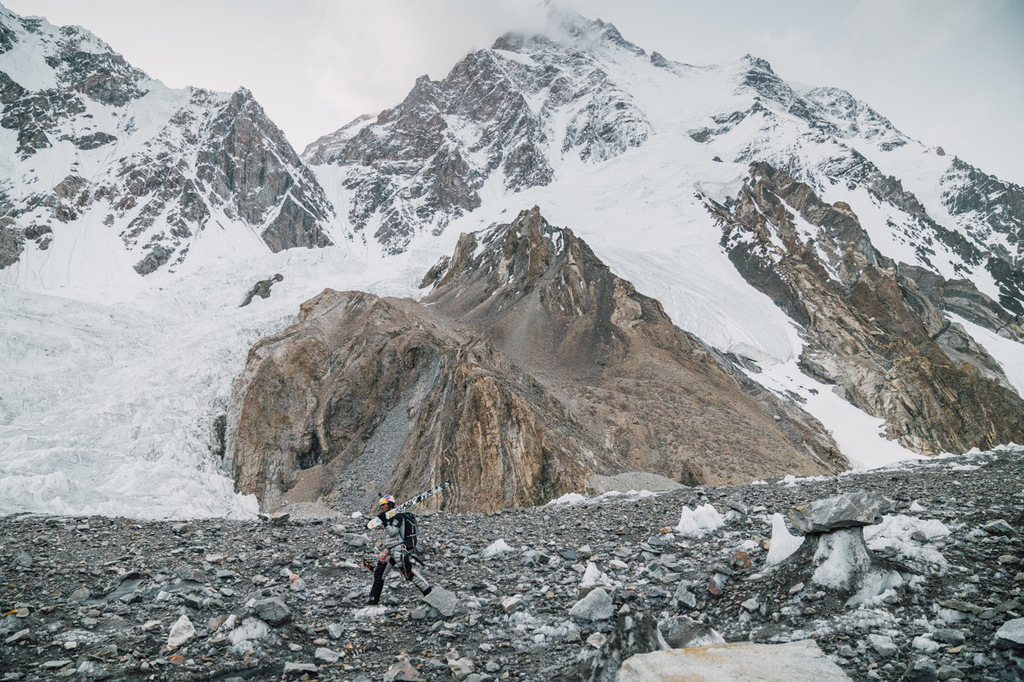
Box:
[6,0,1023,185]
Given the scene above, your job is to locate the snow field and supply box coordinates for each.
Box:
[0,247,422,519]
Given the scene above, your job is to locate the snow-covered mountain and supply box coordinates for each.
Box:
[303,9,1024,446]
[0,4,337,291]
[306,11,1024,320]
[2,5,1023,519]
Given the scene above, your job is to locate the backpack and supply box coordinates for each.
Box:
[395,512,420,552]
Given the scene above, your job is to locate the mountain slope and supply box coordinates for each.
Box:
[0,4,337,289]
[3,6,1024,519]
[228,208,845,513]
[305,9,1024,333]
[303,8,1024,460]
[709,162,1024,453]
[422,207,845,484]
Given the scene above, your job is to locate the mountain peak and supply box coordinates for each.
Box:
[741,53,775,73]
[490,6,645,58]
[0,2,336,284]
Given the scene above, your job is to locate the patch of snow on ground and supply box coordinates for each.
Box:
[753,357,921,471]
[228,617,272,654]
[864,515,951,573]
[481,539,515,559]
[675,503,725,537]
[353,605,388,620]
[805,608,901,641]
[548,493,588,506]
[779,474,830,488]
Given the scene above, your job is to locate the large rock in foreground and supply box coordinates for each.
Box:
[790,491,894,534]
[618,640,851,681]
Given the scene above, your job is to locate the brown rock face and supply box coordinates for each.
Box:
[422,207,845,485]
[229,289,594,513]
[712,162,1024,454]
[229,207,844,513]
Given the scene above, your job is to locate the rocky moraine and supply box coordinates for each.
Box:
[2,449,1024,681]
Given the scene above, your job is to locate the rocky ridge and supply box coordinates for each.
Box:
[421,207,844,483]
[2,448,1023,681]
[0,5,336,278]
[709,162,1024,454]
[685,56,1024,318]
[228,207,845,514]
[302,11,651,253]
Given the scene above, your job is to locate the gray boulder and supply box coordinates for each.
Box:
[995,618,1024,649]
[790,492,894,534]
[568,609,661,682]
[903,656,938,682]
[618,640,850,681]
[570,587,615,621]
[283,662,318,674]
[253,597,292,626]
[423,586,458,617]
[658,616,725,648]
[866,633,898,658]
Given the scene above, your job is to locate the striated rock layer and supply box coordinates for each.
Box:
[229,288,597,514]
[710,162,1024,454]
[229,207,845,512]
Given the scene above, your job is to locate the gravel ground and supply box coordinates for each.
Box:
[2,448,1023,681]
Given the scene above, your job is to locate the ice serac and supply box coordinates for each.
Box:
[303,11,650,254]
[0,5,335,281]
[421,207,846,486]
[711,163,1024,454]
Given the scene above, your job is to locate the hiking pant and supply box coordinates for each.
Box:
[369,546,430,603]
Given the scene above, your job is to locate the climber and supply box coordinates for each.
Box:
[365,494,431,605]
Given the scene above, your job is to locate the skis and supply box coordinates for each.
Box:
[366,481,450,530]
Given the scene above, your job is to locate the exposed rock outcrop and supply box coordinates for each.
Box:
[229,289,596,513]
[229,207,845,513]
[711,162,1024,454]
[423,207,845,485]
[239,274,284,307]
